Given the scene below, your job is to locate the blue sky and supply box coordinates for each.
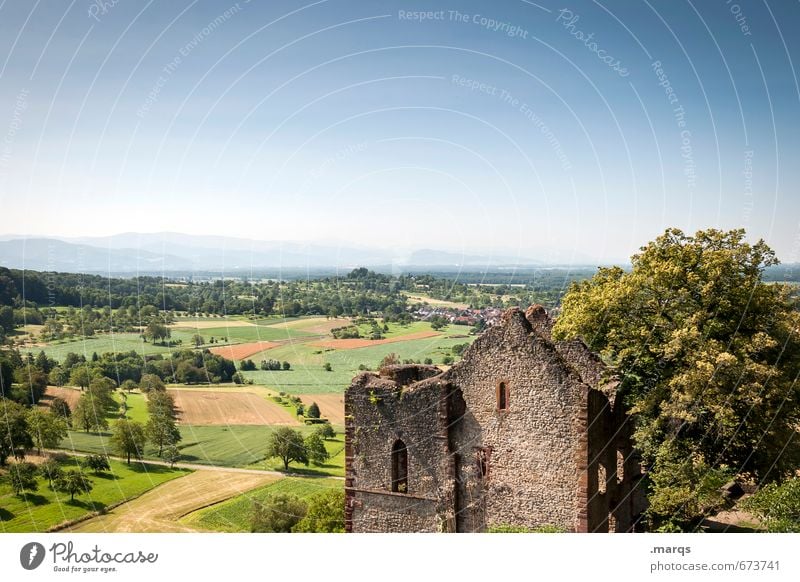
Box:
[0,0,798,263]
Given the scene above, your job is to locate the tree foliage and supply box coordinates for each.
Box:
[304,432,329,465]
[265,427,308,470]
[250,494,307,533]
[110,420,146,464]
[292,489,345,532]
[553,228,800,529]
[25,408,68,454]
[742,478,800,532]
[54,469,93,501]
[6,461,38,495]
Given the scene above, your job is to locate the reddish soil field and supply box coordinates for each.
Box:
[39,386,83,411]
[299,393,345,425]
[310,330,441,350]
[169,389,299,425]
[209,341,280,360]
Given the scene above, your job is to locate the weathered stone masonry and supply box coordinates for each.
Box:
[345,306,644,532]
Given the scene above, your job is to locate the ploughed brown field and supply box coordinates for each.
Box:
[299,393,345,425]
[168,389,299,425]
[209,341,280,360]
[40,386,83,411]
[310,330,441,350]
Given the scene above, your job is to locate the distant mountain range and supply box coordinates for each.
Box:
[0,233,601,275]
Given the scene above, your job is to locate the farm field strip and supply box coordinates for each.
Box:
[68,469,278,533]
[298,393,345,425]
[310,330,441,350]
[180,476,342,532]
[169,389,299,425]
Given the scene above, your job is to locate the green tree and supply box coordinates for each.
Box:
[307,402,321,419]
[552,228,800,529]
[69,367,91,390]
[39,457,63,488]
[54,469,93,501]
[72,393,109,433]
[265,427,308,470]
[164,444,181,468]
[110,420,147,464]
[48,366,69,387]
[742,478,800,532]
[139,373,165,393]
[121,379,138,393]
[304,432,329,465]
[292,489,345,532]
[81,454,110,474]
[6,462,38,496]
[49,396,72,423]
[282,361,291,370]
[145,414,181,457]
[322,362,332,372]
[191,334,204,347]
[0,399,33,465]
[144,321,170,345]
[315,422,336,440]
[250,494,307,532]
[25,409,68,455]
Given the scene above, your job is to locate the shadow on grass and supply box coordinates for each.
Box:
[0,507,14,521]
[21,493,49,506]
[128,461,179,474]
[66,498,107,511]
[90,472,119,480]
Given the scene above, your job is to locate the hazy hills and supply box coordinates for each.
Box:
[0,232,600,275]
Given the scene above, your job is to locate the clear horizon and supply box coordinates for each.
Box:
[1,1,799,263]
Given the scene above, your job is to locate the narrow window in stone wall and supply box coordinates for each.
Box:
[597,464,607,495]
[391,440,408,493]
[617,449,625,485]
[475,447,491,479]
[496,381,509,411]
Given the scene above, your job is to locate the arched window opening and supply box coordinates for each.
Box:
[391,440,408,493]
[496,381,509,411]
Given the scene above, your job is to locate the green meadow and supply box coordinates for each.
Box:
[0,456,188,533]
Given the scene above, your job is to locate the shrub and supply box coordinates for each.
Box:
[251,494,307,532]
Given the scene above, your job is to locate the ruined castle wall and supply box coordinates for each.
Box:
[445,310,586,532]
[345,374,453,532]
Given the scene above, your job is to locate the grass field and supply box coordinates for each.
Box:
[180,476,342,532]
[59,424,344,474]
[0,456,188,533]
[22,330,199,360]
[242,328,474,393]
[117,391,148,423]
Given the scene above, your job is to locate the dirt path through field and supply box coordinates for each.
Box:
[68,469,278,532]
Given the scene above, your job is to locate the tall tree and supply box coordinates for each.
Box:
[69,367,91,391]
[145,390,180,458]
[25,409,68,455]
[6,462,38,496]
[553,228,800,529]
[110,419,146,464]
[54,470,93,501]
[72,393,109,434]
[265,427,308,471]
[0,399,33,465]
